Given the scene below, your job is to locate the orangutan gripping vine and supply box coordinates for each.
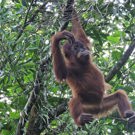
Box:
[51,10,135,126]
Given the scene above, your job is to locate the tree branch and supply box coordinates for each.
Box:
[15,57,51,135]
[105,39,135,82]
[60,0,74,31]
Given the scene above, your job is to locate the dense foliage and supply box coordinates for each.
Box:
[0,0,135,135]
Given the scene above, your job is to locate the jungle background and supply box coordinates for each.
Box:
[0,0,135,135]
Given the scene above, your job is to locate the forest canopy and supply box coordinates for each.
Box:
[0,0,135,135]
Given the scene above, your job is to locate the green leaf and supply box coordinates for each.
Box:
[107,31,125,44]
[10,112,20,119]
[1,130,10,135]
[112,50,121,60]
[25,25,35,31]
[0,102,5,108]
[107,36,120,44]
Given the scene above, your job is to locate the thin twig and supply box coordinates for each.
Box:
[13,2,47,49]
[23,0,35,26]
